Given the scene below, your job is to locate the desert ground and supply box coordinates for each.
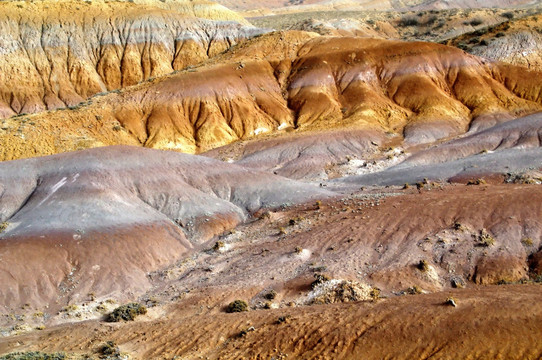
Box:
[0,0,541,359]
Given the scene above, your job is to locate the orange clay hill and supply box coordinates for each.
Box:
[0,1,542,360]
[1,31,542,160]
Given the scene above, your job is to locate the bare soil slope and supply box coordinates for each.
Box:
[1,183,541,359]
[0,145,330,312]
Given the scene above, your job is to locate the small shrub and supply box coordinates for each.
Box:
[369,287,381,301]
[289,216,305,226]
[453,222,466,231]
[263,290,277,300]
[502,12,514,19]
[467,178,486,185]
[99,341,120,359]
[434,19,445,30]
[495,32,506,37]
[311,273,330,289]
[294,246,303,254]
[521,237,534,246]
[63,304,78,312]
[399,16,420,27]
[457,42,469,51]
[107,302,147,322]
[477,229,495,247]
[479,39,489,46]
[262,301,272,309]
[238,326,255,337]
[469,18,483,26]
[226,300,248,313]
[473,28,488,36]
[276,315,291,324]
[213,241,225,251]
[417,260,429,272]
[406,286,422,295]
[0,352,66,360]
[0,221,9,233]
[425,15,438,26]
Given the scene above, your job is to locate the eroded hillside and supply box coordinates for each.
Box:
[447,13,542,71]
[238,0,540,16]
[1,31,542,161]
[0,0,261,118]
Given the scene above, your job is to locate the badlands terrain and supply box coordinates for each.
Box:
[0,0,541,359]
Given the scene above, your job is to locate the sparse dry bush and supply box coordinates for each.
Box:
[467,178,486,185]
[417,260,429,272]
[369,287,381,301]
[226,300,248,313]
[477,229,495,247]
[399,16,420,27]
[0,222,8,233]
[107,302,147,322]
[311,273,330,289]
[99,341,121,359]
[264,290,277,300]
[213,241,225,251]
[276,315,291,324]
[0,352,66,360]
